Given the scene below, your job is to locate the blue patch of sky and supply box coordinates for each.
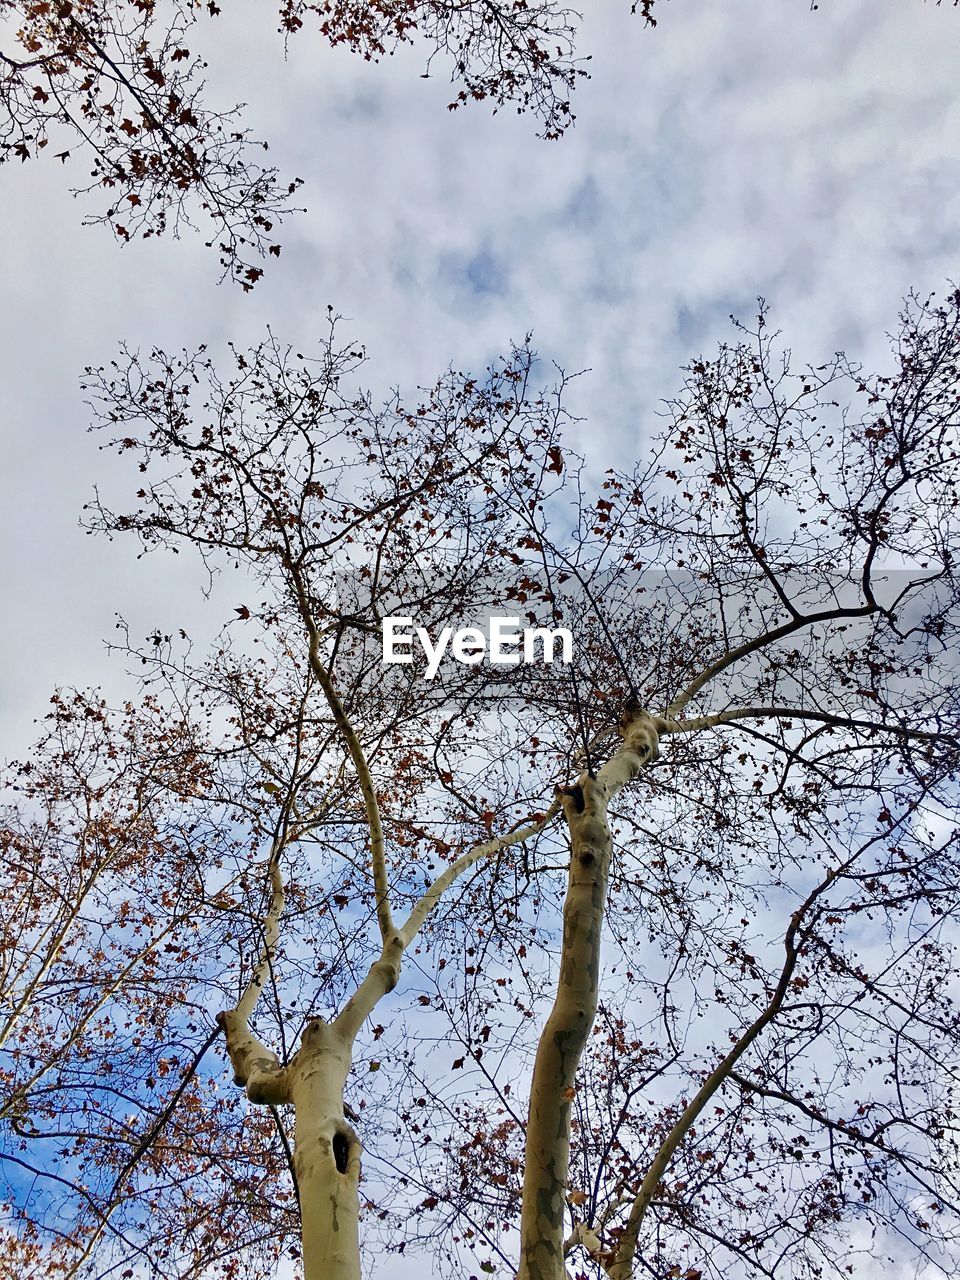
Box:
[464,248,506,297]
[435,246,509,308]
[673,293,762,352]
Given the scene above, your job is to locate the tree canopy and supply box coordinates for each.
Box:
[3,286,960,1279]
[1,0,600,285]
[16,0,946,285]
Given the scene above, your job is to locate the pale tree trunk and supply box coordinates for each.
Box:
[288,1021,363,1280]
[275,563,563,1278]
[219,1009,364,1280]
[219,930,403,1280]
[218,807,557,1280]
[517,710,662,1280]
[218,705,655,1280]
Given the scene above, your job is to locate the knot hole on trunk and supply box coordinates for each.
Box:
[556,782,585,813]
[333,1130,350,1174]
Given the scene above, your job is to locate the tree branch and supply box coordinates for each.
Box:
[663,704,951,745]
[665,604,878,719]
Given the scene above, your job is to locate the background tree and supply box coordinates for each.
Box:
[0,0,594,285]
[3,286,960,1279]
[22,0,945,285]
[0,689,300,1277]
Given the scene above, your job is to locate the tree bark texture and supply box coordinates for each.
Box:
[290,1020,363,1280]
[517,711,660,1280]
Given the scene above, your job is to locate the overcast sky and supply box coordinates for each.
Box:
[3,0,959,757]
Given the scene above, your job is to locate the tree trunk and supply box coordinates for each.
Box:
[517,773,613,1280]
[288,1020,363,1280]
[517,711,660,1280]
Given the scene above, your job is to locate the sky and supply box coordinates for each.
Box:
[2,0,960,760]
[2,3,960,1274]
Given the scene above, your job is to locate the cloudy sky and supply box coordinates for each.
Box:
[3,0,959,756]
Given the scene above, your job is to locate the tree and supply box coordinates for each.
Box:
[5,1,959,287]
[7,0,956,286]
[0,0,592,285]
[3,286,960,1280]
[0,690,299,1276]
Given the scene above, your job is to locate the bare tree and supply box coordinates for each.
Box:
[0,689,299,1276]
[0,0,592,284]
[3,287,960,1279]
[3,2,957,284]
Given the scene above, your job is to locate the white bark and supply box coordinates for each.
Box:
[217,797,559,1280]
[216,1009,289,1105]
[282,811,560,1279]
[288,1020,363,1280]
[517,710,660,1280]
[217,1008,361,1280]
